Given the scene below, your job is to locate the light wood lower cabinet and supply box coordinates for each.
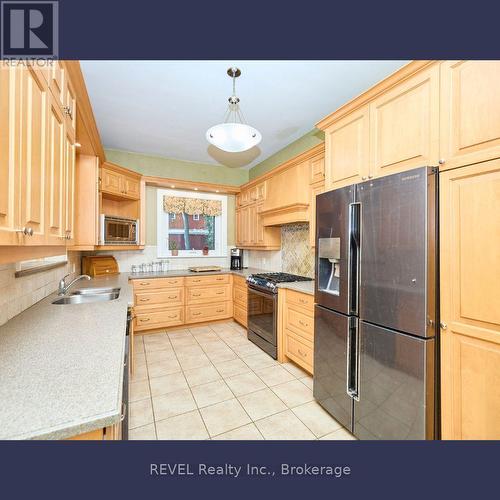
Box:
[440,159,500,439]
[278,288,314,374]
[132,274,233,332]
[233,275,248,328]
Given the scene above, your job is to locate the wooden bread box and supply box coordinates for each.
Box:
[82,255,119,277]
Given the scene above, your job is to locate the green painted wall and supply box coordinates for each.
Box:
[248,129,325,180]
[105,149,248,185]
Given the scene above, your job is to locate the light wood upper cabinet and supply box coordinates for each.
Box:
[19,67,48,245]
[0,64,21,245]
[440,159,500,439]
[63,75,77,139]
[324,104,369,190]
[123,176,140,199]
[46,91,66,244]
[63,131,76,242]
[369,64,439,177]
[309,182,324,248]
[440,60,500,170]
[310,155,325,184]
[48,61,65,106]
[100,164,141,200]
[101,166,122,196]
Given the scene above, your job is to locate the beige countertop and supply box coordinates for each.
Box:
[127,267,262,281]
[0,273,132,440]
[277,280,315,296]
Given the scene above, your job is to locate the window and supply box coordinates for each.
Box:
[157,189,227,257]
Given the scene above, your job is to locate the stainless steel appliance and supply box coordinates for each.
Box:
[100,215,139,245]
[230,248,244,270]
[314,166,438,440]
[247,272,313,358]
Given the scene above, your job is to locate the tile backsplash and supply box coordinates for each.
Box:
[0,252,81,327]
[246,223,314,278]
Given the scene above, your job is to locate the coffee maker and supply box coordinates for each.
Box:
[230,248,244,270]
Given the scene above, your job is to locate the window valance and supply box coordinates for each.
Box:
[163,196,222,217]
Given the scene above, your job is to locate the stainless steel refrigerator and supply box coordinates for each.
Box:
[313,166,438,440]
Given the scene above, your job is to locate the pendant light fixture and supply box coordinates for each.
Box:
[206,67,262,153]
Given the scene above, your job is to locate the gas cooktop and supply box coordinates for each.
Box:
[247,272,313,293]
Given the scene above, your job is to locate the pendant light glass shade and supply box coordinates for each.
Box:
[206,123,262,153]
[206,67,261,153]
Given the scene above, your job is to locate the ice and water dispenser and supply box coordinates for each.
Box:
[317,237,341,295]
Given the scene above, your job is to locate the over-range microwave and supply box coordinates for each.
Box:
[100,215,139,245]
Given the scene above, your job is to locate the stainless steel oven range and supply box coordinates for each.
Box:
[246,272,313,359]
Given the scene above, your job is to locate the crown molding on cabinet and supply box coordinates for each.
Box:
[143,176,241,195]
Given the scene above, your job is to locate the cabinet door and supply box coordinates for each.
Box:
[310,155,325,184]
[20,67,48,245]
[46,92,65,244]
[123,175,140,199]
[440,160,500,439]
[324,104,370,189]
[369,64,439,178]
[63,131,76,242]
[63,74,77,139]
[440,60,500,170]
[0,64,21,245]
[49,61,64,106]
[240,206,250,246]
[248,203,257,246]
[309,182,324,248]
[254,202,265,246]
[101,167,123,196]
[235,209,242,246]
[256,181,266,201]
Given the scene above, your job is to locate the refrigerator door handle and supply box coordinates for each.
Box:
[348,202,360,315]
[346,318,360,401]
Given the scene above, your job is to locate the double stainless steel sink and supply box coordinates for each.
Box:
[52,287,121,305]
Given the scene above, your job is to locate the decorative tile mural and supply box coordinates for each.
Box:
[281,223,315,278]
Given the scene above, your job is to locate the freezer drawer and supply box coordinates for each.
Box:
[354,321,435,440]
[313,305,354,431]
[357,167,437,338]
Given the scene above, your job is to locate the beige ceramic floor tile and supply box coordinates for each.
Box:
[129,423,157,440]
[149,372,188,397]
[282,361,310,378]
[299,376,313,389]
[170,335,198,348]
[205,350,238,364]
[147,359,182,378]
[192,331,220,343]
[232,343,263,358]
[189,325,213,335]
[212,423,263,440]
[152,389,197,421]
[129,379,151,402]
[183,364,221,387]
[199,399,251,436]
[129,398,154,429]
[320,427,357,440]
[292,401,342,437]
[238,388,287,421]
[156,410,209,440]
[131,362,149,381]
[225,371,267,397]
[223,335,250,348]
[134,351,147,366]
[174,344,205,357]
[241,352,277,370]
[255,410,315,440]
[166,329,191,338]
[255,365,296,387]
[214,358,251,378]
[191,380,234,408]
[271,380,314,408]
[177,353,212,371]
[146,349,178,365]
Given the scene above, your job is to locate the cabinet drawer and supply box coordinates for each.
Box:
[186,302,232,324]
[233,285,248,307]
[233,304,248,327]
[185,274,230,287]
[285,306,314,342]
[186,284,231,304]
[134,307,184,331]
[286,290,314,314]
[132,277,185,290]
[134,287,184,309]
[285,332,313,373]
[233,275,247,288]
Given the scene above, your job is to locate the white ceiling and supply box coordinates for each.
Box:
[81,60,408,169]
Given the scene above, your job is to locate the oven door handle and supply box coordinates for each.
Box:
[247,285,277,300]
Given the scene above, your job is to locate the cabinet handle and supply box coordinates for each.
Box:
[17,227,33,236]
[168,314,177,319]
[193,279,201,283]
[216,309,224,313]
[299,299,307,304]
[139,318,150,322]
[193,312,201,316]
[169,280,178,284]
[168,295,177,299]
[216,291,224,295]
[298,349,306,358]
[140,282,150,286]
[440,322,447,330]
[216,277,224,281]
[368,175,373,179]
[193,293,201,297]
[438,159,445,165]
[299,320,308,327]
[362,176,367,180]
[139,298,150,302]
[63,105,73,120]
